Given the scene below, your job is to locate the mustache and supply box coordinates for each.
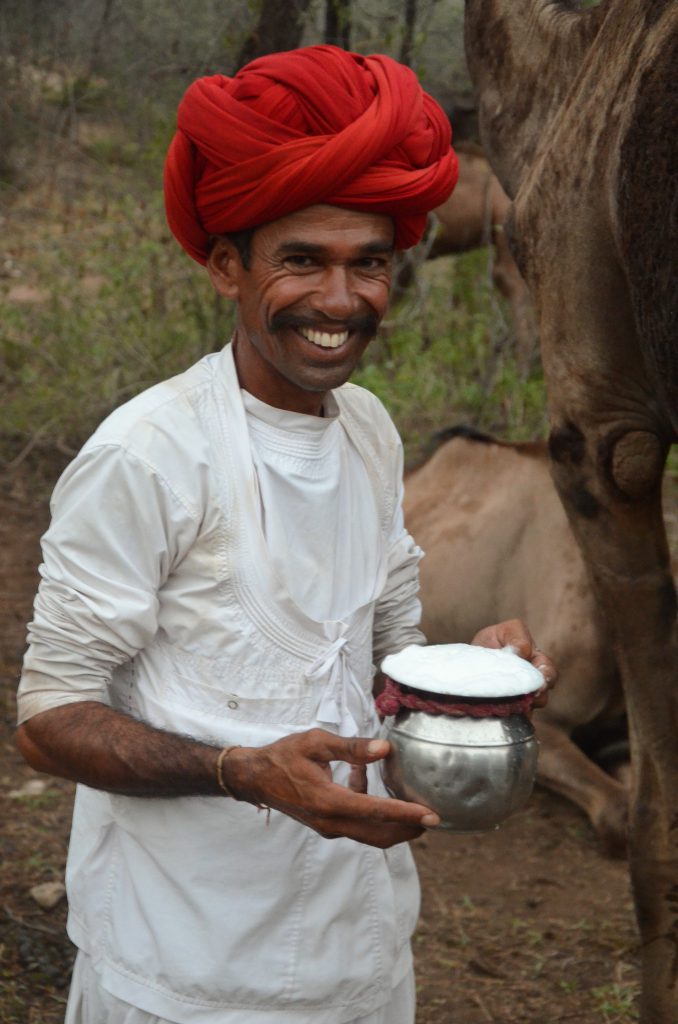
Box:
[269,311,380,336]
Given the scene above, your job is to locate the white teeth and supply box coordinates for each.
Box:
[300,328,349,349]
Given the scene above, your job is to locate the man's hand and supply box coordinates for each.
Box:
[223,729,440,847]
[17,705,439,848]
[471,618,557,708]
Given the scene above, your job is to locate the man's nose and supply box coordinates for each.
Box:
[309,267,361,319]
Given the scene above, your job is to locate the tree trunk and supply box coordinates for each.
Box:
[324,0,351,49]
[236,0,314,69]
[88,0,116,78]
[400,0,418,66]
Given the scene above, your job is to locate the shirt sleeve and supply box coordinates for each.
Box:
[372,445,427,669]
[17,443,200,725]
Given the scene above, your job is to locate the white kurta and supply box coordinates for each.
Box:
[242,388,382,623]
[18,343,426,1023]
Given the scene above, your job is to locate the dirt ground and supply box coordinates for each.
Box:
[3,465,672,1024]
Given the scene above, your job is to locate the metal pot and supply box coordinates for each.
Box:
[381,707,538,833]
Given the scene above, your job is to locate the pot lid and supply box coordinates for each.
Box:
[381,643,544,698]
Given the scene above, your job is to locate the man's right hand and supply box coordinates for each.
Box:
[224,728,440,848]
[17,705,438,848]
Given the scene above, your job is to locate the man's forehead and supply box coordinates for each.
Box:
[252,205,395,254]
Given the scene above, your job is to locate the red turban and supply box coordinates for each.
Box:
[164,45,458,263]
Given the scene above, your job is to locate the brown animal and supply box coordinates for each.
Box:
[464,2,678,1018]
[404,427,629,856]
[394,143,537,373]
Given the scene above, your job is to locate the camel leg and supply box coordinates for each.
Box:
[546,411,678,1021]
[534,719,628,857]
[491,225,538,378]
[511,58,677,1014]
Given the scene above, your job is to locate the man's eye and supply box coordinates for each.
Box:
[285,255,315,269]
[356,257,389,271]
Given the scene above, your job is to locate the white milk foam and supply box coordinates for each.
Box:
[381,643,544,698]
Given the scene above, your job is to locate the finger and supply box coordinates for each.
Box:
[531,685,549,710]
[500,619,536,660]
[282,799,429,846]
[306,730,391,766]
[530,651,557,686]
[347,764,368,794]
[300,807,438,845]
[313,817,428,847]
[471,619,535,658]
[288,782,441,829]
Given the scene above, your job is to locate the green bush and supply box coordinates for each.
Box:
[355,249,548,457]
[0,192,232,461]
[1,228,547,466]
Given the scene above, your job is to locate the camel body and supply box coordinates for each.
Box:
[465,2,678,1018]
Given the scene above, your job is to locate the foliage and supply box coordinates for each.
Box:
[0,190,231,462]
[0,0,472,189]
[0,187,546,466]
[356,251,548,459]
[0,0,535,471]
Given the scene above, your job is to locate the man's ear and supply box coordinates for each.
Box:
[206,238,243,299]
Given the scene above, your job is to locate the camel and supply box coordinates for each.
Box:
[393,143,537,373]
[464,2,678,1020]
[404,427,629,857]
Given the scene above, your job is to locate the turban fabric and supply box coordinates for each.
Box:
[164,45,458,263]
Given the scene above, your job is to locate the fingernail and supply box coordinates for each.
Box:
[421,813,440,827]
[367,739,388,755]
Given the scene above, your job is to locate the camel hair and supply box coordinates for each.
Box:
[464,1,677,1021]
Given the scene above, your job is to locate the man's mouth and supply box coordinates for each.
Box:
[297,327,350,349]
[269,311,379,349]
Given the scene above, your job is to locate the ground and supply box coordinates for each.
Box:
[4,466,670,1024]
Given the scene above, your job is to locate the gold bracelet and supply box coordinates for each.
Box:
[215,745,241,796]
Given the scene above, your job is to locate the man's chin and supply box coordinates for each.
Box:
[292,366,357,393]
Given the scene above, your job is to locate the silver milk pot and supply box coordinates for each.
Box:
[381,705,539,832]
[378,643,543,833]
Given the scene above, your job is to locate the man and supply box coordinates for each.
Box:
[16,46,554,1023]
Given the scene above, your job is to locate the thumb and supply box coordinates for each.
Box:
[350,737,391,763]
[322,735,390,765]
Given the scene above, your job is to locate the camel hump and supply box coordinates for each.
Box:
[429,424,498,450]
[421,424,549,463]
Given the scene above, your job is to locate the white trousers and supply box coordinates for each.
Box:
[65,950,416,1024]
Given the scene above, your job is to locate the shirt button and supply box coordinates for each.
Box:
[227,699,239,710]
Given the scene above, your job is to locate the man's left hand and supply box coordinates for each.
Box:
[471,618,557,708]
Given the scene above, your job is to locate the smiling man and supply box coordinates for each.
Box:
[210,206,395,410]
[16,46,554,1024]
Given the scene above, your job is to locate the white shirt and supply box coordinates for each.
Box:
[243,388,381,622]
[18,344,425,1023]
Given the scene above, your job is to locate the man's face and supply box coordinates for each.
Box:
[208,205,394,414]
